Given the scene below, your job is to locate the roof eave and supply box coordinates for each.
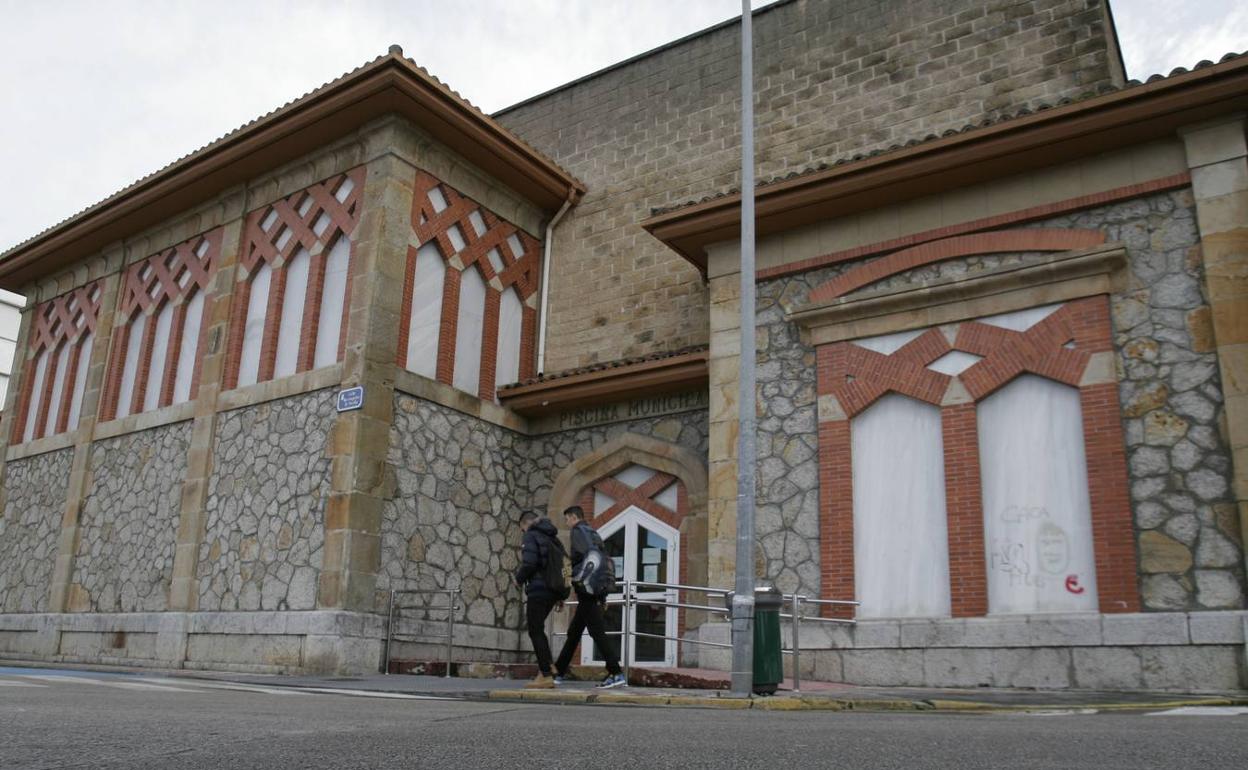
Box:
[0,54,585,290]
[497,349,709,415]
[641,54,1248,272]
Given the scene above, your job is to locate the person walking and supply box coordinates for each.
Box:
[554,506,626,689]
[513,510,565,689]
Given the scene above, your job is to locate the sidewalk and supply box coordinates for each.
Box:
[9,659,1245,713]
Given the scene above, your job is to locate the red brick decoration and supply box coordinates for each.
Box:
[11,281,103,443]
[224,168,366,389]
[99,229,222,421]
[398,170,541,399]
[816,296,1139,616]
[808,229,1105,303]
[576,466,689,662]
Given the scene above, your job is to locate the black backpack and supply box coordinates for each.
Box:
[570,523,617,598]
[541,533,572,601]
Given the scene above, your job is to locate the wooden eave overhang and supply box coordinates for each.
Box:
[0,51,585,290]
[641,54,1248,272]
[497,349,709,416]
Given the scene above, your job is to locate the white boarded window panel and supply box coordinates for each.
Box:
[654,482,679,511]
[274,227,293,253]
[22,350,49,441]
[447,225,467,254]
[926,351,983,376]
[297,195,313,217]
[486,248,505,275]
[334,177,355,203]
[614,464,656,490]
[494,288,523,393]
[979,303,1062,332]
[405,243,445,378]
[506,233,525,257]
[274,249,310,378]
[143,302,175,412]
[67,333,93,431]
[468,211,487,237]
[313,213,332,237]
[115,314,146,419]
[452,267,486,394]
[594,490,617,516]
[314,238,350,368]
[172,292,205,404]
[0,375,7,410]
[428,187,448,213]
[237,264,272,388]
[850,328,924,355]
[852,394,951,619]
[260,209,279,232]
[978,375,1099,614]
[43,343,72,435]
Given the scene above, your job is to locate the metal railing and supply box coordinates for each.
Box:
[384,588,461,678]
[554,579,857,691]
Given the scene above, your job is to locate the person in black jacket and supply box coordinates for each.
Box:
[554,506,625,688]
[514,510,561,689]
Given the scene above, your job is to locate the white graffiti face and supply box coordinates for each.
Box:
[1036,520,1070,575]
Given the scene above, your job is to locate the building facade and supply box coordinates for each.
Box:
[0,0,1245,690]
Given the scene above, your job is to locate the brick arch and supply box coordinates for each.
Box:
[808,228,1105,303]
[548,432,707,523]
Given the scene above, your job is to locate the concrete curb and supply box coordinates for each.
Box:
[483,689,1248,713]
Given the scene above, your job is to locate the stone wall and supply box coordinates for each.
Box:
[0,449,74,613]
[382,394,528,630]
[382,391,710,640]
[751,186,1245,610]
[197,391,335,612]
[496,0,1120,372]
[71,422,191,613]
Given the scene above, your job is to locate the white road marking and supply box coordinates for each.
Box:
[0,679,46,688]
[1149,706,1248,716]
[1008,709,1099,717]
[16,674,199,692]
[136,679,311,696]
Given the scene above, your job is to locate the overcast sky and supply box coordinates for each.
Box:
[1,0,1244,256]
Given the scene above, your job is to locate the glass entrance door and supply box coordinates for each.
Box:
[583,506,679,667]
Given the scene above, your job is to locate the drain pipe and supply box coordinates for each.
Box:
[536,194,575,375]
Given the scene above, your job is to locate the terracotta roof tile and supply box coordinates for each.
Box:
[499,344,709,390]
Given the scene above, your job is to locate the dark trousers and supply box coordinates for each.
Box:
[555,593,622,676]
[525,594,556,675]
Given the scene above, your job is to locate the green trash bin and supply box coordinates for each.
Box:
[752,586,784,695]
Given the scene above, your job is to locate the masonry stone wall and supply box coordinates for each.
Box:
[196,391,335,612]
[71,422,191,613]
[497,0,1120,372]
[751,186,1245,610]
[382,394,529,630]
[0,449,73,613]
[381,391,709,641]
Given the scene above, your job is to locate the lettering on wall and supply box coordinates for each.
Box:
[533,390,708,434]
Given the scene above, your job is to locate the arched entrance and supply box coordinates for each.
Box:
[548,432,707,668]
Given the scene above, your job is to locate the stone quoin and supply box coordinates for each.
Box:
[0,0,1245,691]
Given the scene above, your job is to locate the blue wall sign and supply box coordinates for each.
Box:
[336,386,365,413]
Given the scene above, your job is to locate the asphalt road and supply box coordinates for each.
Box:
[1,668,1245,770]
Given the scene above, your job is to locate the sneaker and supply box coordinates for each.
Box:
[525,674,555,690]
[597,673,626,689]
[552,673,567,685]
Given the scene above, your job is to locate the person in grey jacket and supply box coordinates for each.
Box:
[553,506,625,688]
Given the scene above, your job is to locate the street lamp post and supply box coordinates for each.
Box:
[730,0,757,698]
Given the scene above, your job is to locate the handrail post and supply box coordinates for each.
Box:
[791,593,802,694]
[621,579,632,687]
[384,589,395,675]
[445,589,457,679]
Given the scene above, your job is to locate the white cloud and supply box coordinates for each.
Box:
[0,0,1241,254]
